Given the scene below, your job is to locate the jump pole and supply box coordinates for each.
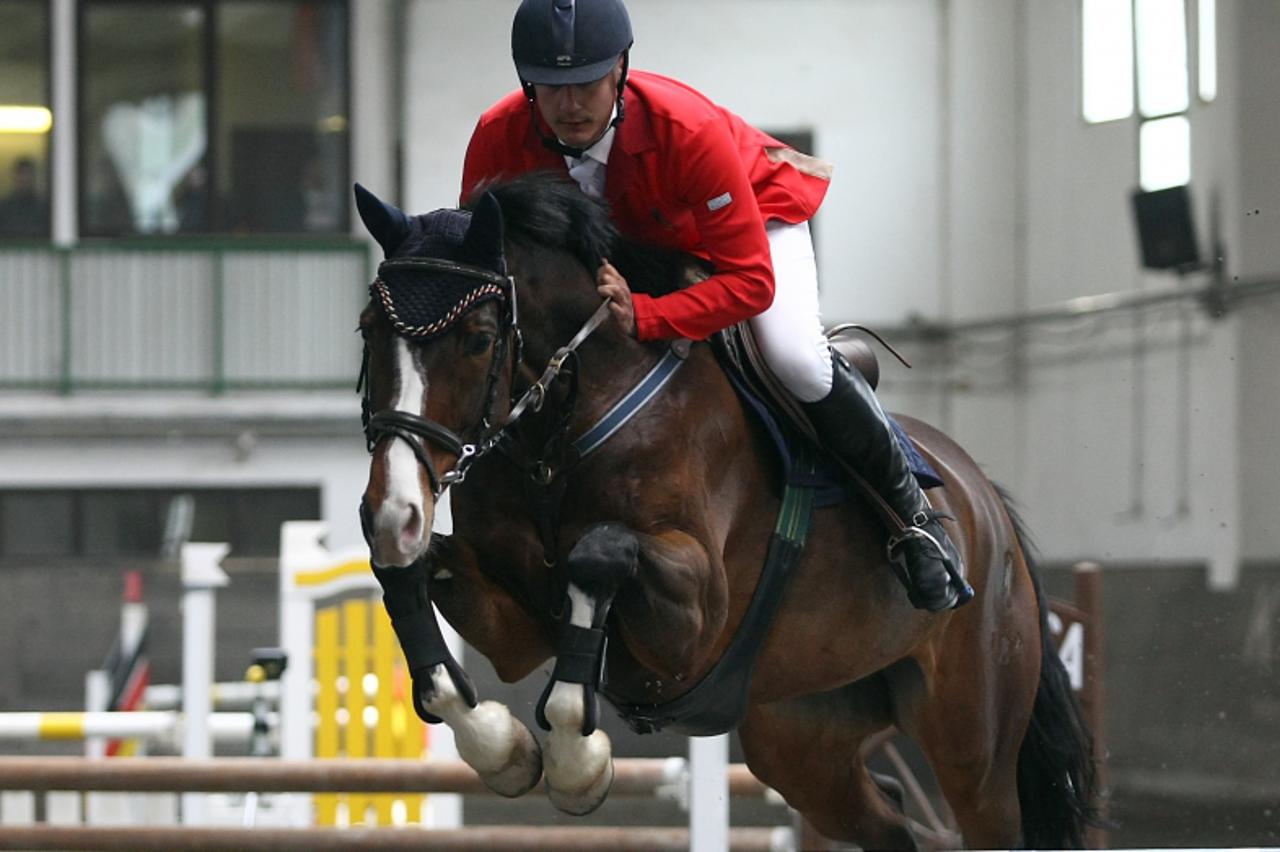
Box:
[0,756,769,796]
[0,712,258,744]
[179,542,229,825]
[0,757,783,851]
[0,825,782,852]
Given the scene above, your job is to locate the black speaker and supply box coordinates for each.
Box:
[1131,184,1200,270]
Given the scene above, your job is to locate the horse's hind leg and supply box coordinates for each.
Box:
[536,522,639,815]
[905,669,1028,849]
[740,683,924,851]
[896,593,1040,847]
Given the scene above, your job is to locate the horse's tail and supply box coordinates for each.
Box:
[999,488,1101,849]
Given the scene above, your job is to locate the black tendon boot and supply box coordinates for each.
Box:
[802,353,973,611]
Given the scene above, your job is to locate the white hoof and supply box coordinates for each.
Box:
[478,715,544,798]
[545,728,615,816]
[449,700,544,798]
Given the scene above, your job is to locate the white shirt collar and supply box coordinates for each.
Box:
[560,105,618,168]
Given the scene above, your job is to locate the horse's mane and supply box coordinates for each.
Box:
[466,172,709,297]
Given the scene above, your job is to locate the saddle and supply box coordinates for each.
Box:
[716,322,943,496]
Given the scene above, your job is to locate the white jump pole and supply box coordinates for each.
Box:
[180,542,230,825]
[688,733,730,852]
[0,711,258,743]
[83,671,110,758]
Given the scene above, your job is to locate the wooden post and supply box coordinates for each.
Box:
[1074,562,1108,849]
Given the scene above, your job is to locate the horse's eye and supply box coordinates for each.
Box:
[465,332,495,357]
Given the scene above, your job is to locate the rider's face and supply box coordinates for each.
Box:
[533,57,624,149]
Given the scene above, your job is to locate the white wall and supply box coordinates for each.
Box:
[0,399,371,553]
[1235,0,1280,561]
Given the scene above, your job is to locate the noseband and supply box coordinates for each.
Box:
[360,256,613,499]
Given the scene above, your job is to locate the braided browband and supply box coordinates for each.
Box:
[372,256,514,340]
[372,280,505,340]
[377,256,510,287]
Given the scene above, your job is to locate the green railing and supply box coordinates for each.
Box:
[0,239,372,394]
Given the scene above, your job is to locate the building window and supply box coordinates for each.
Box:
[0,487,320,560]
[1197,0,1216,102]
[0,0,52,242]
[218,2,348,234]
[81,3,207,236]
[80,0,349,237]
[1139,115,1191,191]
[1135,0,1190,118]
[1081,0,1134,124]
[1083,0,1207,193]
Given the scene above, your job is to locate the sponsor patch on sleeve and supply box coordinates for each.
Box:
[707,191,733,211]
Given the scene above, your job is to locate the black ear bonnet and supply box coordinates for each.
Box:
[356,185,511,340]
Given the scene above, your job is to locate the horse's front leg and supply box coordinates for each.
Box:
[372,542,546,799]
[534,522,640,815]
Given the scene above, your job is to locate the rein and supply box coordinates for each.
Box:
[429,297,614,494]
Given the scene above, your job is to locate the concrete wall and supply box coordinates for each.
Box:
[1235,0,1280,561]
[0,405,371,552]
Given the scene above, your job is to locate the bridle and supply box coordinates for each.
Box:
[359,256,612,500]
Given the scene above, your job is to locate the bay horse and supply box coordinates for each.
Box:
[354,174,1096,849]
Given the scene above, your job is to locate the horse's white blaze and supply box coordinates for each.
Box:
[374,338,431,564]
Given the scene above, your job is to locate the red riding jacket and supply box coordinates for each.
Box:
[461,70,832,342]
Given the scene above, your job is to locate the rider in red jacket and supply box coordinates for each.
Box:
[462,0,971,611]
[463,70,828,342]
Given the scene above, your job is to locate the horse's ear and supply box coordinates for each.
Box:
[354,183,411,258]
[461,191,505,265]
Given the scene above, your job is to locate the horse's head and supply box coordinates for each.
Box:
[355,184,515,567]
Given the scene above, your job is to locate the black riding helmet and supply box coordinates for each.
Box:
[512,0,634,157]
[512,0,633,87]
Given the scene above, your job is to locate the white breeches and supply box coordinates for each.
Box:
[750,220,833,403]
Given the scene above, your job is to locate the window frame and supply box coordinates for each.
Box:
[1080,0,1209,194]
[0,0,55,243]
[75,0,351,239]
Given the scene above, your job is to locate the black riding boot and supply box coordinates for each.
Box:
[802,353,973,611]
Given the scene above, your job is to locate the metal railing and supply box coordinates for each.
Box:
[0,240,371,394]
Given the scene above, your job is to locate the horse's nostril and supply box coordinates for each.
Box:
[402,502,423,544]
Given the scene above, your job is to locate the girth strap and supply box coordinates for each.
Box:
[609,454,819,736]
